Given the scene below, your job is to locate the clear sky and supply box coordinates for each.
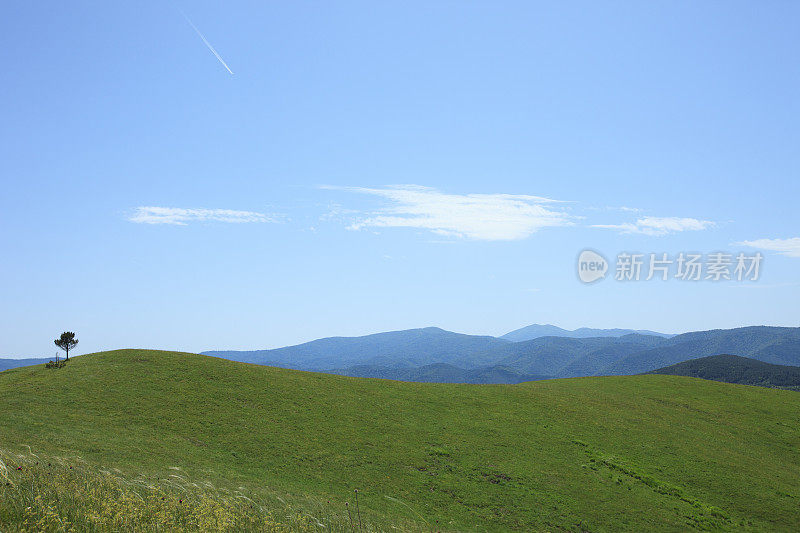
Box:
[2,1,799,357]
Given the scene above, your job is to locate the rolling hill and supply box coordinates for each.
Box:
[1,350,799,531]
[500,324,672,342]
[648,354,800,390]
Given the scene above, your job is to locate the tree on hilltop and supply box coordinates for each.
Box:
[54,331,79,361]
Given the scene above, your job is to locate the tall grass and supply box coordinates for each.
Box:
[0,449,421,532]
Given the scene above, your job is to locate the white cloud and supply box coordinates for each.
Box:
[129,207,275,225]
[736,237,800,258]
[592,216,714,236]
[326,185,573,241]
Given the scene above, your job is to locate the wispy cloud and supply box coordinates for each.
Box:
[324,185,574,241]
[586,205,643,213]
[129,207,274,225]
[736,237,800,258]
[180,10,234,75]
[592,216,714,236]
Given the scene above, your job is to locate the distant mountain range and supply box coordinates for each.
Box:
[648,354,800,391]
[331,363,549,384]
[204,327,507,371]
[0,358,50,372]
[6,325,798,384]
[203,325,800,384]
[602,326,800,375]
[500,324,673,342]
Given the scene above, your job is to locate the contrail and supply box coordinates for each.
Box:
[180,10,233,75]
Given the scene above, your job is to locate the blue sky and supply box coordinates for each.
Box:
[2,1,799,357]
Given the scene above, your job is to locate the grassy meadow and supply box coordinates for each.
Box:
[0,448,392,532]
[1,349,799,531]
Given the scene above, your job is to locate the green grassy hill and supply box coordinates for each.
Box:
[1,350,799,531]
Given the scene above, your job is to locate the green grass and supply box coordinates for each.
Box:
[0,448,393,532]
[1,349,799,531]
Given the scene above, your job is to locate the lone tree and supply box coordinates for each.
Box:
[54,331,79,361]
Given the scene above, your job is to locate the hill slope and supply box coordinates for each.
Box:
[648,354,800,390]
[2,350,798,531]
